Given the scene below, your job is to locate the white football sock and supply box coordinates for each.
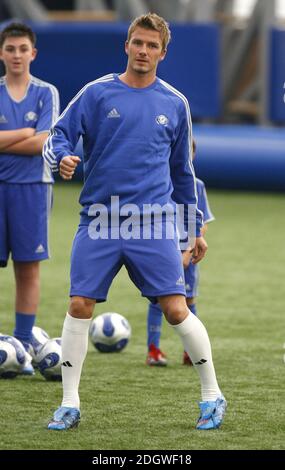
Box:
[60,313,91,409]
[172,312,221,401]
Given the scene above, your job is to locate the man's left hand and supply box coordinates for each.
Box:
[191,236,208,264]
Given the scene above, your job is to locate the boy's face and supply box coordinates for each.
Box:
[125,26,166,76]
[0,36,36,77]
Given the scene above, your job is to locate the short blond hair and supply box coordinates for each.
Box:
[127,13,171,51]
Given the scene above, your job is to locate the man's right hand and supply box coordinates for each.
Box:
[59,156,81,180]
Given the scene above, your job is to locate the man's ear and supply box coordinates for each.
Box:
[159,49,167,62]
[125,41,129,56]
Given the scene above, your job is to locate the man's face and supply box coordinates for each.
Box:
[0,36,36,76]
[125,26,166,75]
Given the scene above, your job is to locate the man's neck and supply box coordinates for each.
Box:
[119,69,156,89]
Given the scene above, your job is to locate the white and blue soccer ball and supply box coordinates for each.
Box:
[89,312,131,353]
[28,326,50,362]
[35,337,62,381]
[0,334,26,378]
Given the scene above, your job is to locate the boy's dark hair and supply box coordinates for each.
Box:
[0,22,36,48]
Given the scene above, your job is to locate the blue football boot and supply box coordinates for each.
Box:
[48,406,80,430]
[196,395,227,430]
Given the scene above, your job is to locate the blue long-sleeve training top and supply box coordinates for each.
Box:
[43,73,202,235]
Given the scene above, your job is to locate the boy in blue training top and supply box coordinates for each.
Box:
[146,140,215,367]
[43,13,226,431]
[0,23,59,373]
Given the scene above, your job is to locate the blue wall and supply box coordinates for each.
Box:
[30,21,220,119]
[2,20,284,124]
[269,28,285,123]
[2,20,282,191]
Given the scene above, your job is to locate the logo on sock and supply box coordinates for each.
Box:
[194,358,207,365]
[62,361,73,367]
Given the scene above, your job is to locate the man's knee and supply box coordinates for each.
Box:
[159,296,188,325]
[69,296,95,319]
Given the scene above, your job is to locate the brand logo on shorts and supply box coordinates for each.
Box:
[0,114,8,123]
[156,114,168,126]
[25,111,38,122]
[176,276,184,286]
[35,244,45,253]
[107,108,120,118]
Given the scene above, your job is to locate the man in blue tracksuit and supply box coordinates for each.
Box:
[44,13,226,431]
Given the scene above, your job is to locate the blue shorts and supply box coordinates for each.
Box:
[0,183,52,267]
[184,262,199,298]
[70,223,185,302]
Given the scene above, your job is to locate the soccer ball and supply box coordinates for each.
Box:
[35,337,62,381]
[0,335,26,378]
[29,326,50,361]
[89,312,131,353]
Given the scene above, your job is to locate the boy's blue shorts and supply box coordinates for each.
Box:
[184,262,199,298]
[0,183,52,267]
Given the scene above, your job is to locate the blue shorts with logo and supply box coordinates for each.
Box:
[184,263,199,298]
[70,222,186,302]
[0,183,52,267]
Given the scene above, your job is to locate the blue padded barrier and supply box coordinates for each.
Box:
[62,125,285,192]
[193,124,285,191]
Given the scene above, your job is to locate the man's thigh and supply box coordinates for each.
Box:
[123,234,186,301]
[70,225,123,302]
